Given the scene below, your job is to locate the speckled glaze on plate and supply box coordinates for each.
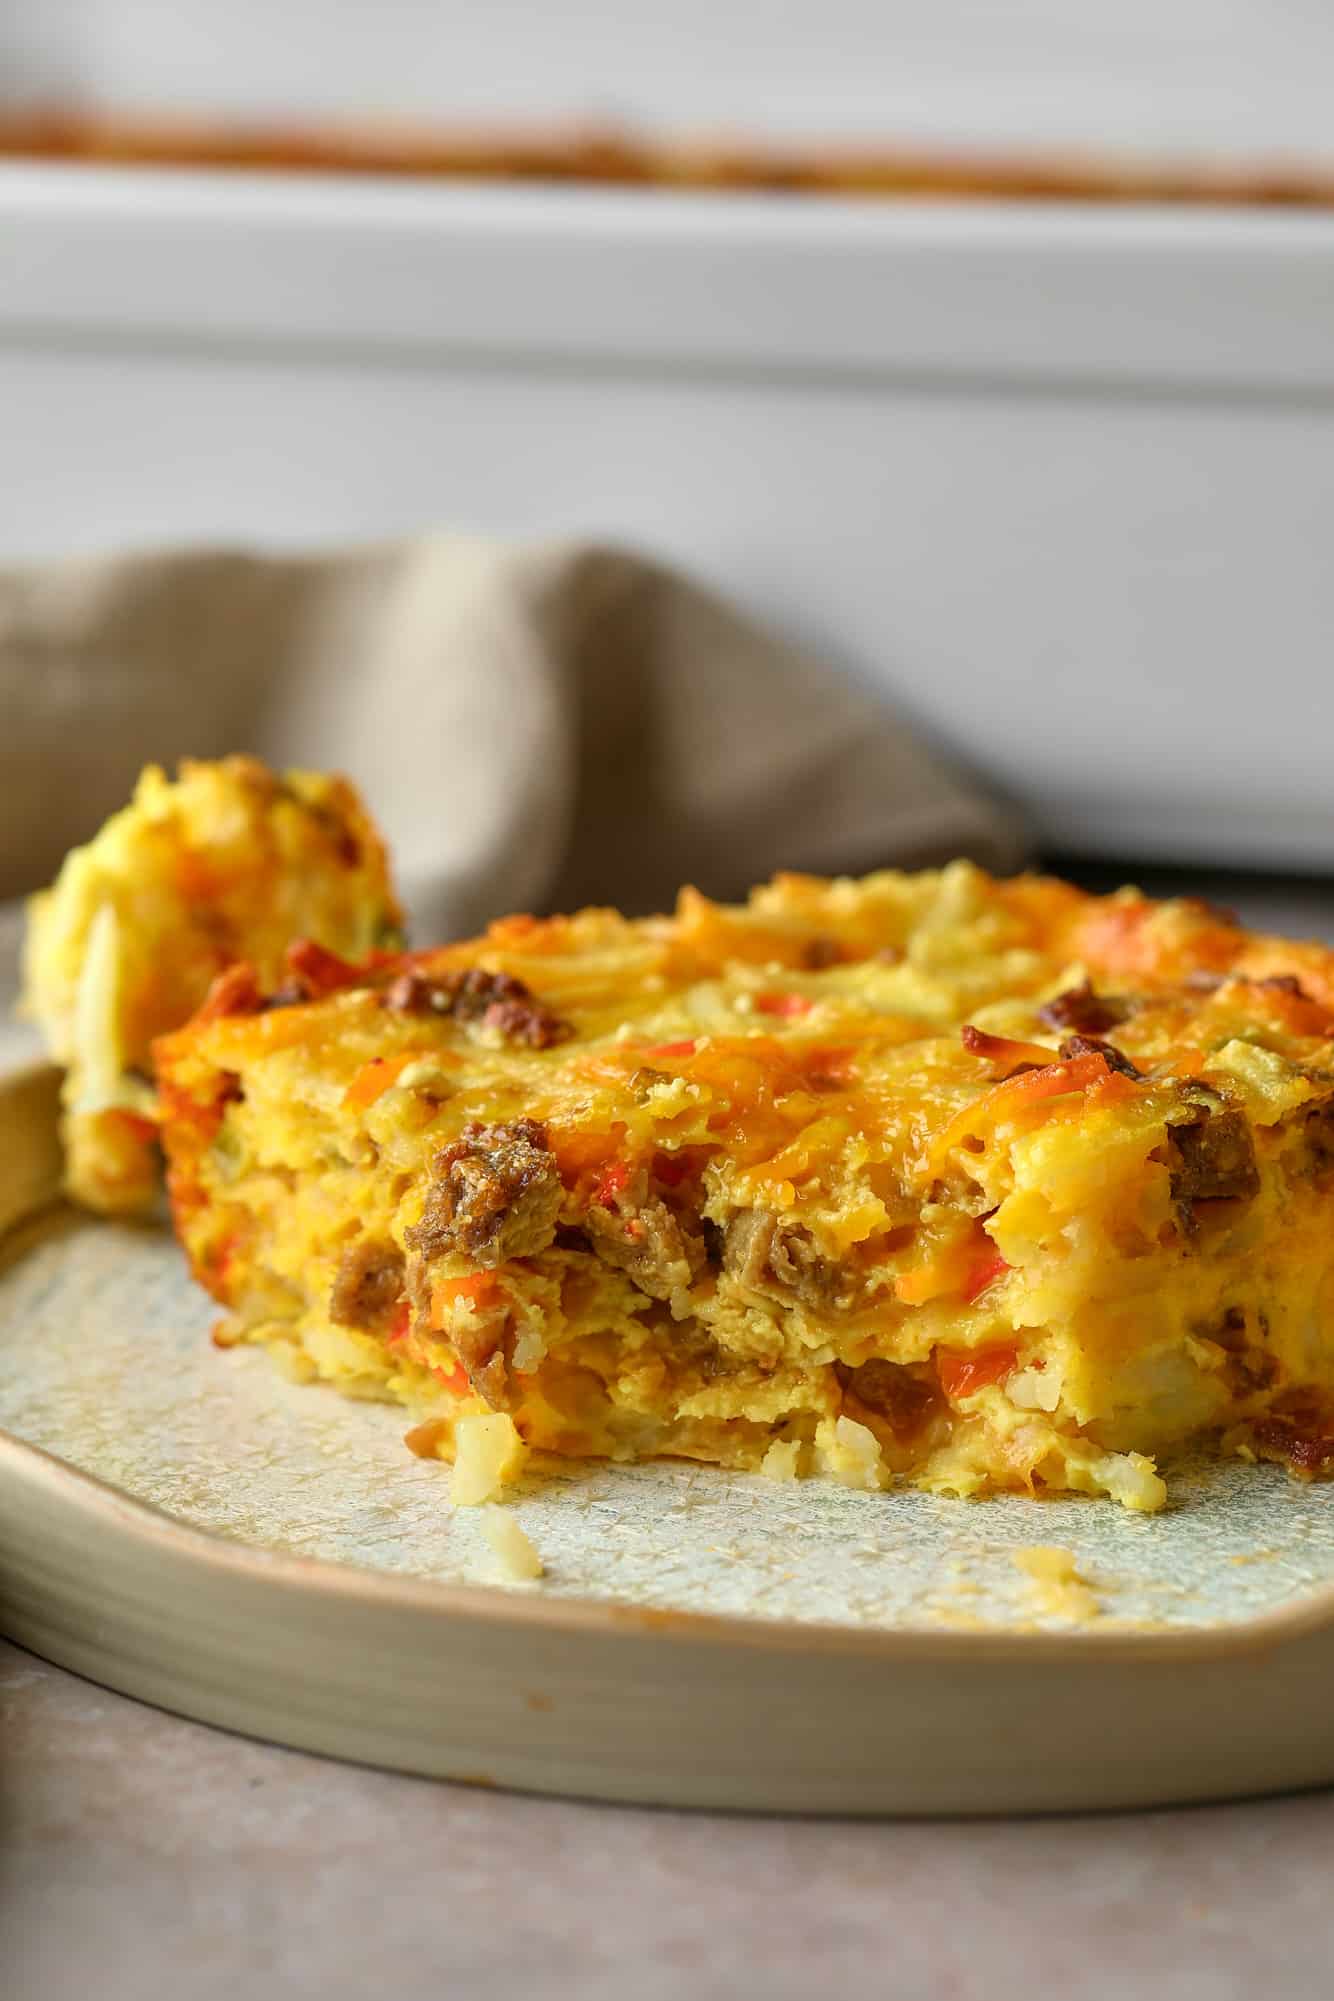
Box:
[5,1061,1334,1814]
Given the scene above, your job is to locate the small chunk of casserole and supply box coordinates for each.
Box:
[22,756,402,1213]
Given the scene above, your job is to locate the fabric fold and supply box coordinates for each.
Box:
[0,533,1026,935]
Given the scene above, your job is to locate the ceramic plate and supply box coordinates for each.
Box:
[6,1061,1334,1813]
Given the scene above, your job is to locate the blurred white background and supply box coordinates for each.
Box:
[2,2,1334,871]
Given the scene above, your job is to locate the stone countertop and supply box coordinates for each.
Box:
[9,870,1334,1999]
[6,1639,1334,2001]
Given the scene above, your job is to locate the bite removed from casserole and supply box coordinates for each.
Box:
[22,756,403,1213]
[155,862,1334,1508]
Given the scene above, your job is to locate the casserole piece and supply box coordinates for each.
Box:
[156,862,1334,1508]
[23,756,403,1213]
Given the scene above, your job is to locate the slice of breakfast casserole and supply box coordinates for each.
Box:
[154,862,1334,1508]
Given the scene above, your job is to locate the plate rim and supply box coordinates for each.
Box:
[4,1421,1334,1666]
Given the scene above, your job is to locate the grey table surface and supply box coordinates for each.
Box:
[5,1634,1334,2001]
[8,870,1334,2000]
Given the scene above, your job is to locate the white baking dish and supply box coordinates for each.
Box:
[2,161,1334,869]
[10,0,1334,160]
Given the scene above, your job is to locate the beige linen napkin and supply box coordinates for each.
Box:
[0,535,1024,940]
